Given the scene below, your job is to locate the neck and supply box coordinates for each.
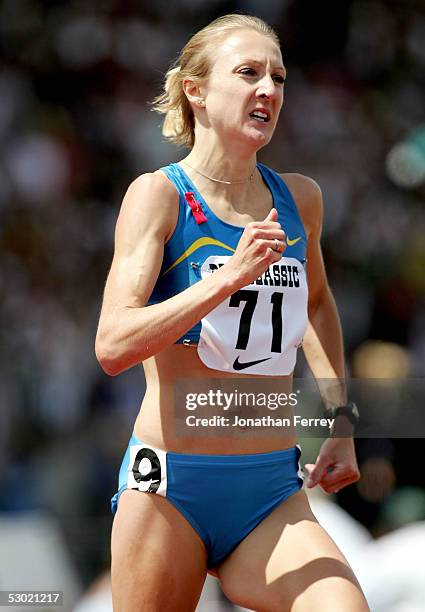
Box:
[183,132,258,185]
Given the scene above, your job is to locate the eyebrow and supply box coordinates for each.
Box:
[237,59,287,77]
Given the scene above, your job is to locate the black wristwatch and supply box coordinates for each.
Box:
[324,402,360,428]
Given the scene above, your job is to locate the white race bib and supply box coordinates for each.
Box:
[197,256,308,375]
[127,444,167,496]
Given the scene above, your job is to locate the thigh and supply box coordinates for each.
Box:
[111,489,208,612]
[216,490,370,612]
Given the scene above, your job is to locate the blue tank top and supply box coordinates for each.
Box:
[148,162,307,349]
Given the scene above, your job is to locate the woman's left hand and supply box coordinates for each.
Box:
[304,437,360,495]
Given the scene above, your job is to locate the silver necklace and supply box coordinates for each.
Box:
[181,160,256,185]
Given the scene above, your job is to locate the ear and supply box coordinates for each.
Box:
[183,78,206,108]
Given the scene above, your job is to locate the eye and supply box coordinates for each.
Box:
[239,67,257,76]
[273,75,285,85]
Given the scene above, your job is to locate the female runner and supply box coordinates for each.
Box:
[96,14,370,612]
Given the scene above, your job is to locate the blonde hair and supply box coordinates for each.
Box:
[151,14,280,148]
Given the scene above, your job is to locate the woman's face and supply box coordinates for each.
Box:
[201,29,285,148]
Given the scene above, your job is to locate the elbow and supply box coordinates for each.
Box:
[95,337,148,376]
[95,339,123,377]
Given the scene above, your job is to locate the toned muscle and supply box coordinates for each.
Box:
[97,170,318,454]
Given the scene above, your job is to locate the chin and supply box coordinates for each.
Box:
[245,129,273,149]
[224,125,273,151]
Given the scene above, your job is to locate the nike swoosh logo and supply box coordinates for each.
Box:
[161,237,235,277]
[232,356,272,371]
[287,236,302,246]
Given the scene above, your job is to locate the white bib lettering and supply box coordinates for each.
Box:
[197,256,308,375]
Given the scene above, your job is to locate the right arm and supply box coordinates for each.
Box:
[95,173,285,376]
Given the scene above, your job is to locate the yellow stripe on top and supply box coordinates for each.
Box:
[161,237,236,277]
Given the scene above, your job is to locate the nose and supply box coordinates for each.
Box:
[256,74,277,99]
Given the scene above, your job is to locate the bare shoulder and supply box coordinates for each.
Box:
[116,170,179,246]
[101,170,179,311]
[279,173,323,236]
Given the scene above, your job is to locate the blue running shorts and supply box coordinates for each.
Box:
[111,432,304,568]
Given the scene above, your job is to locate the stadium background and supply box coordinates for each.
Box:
[0,0,424,609]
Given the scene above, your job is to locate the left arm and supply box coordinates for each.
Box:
[302,179,348,410]
[282,174,360,494]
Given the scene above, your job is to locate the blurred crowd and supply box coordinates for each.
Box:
[0,0,424,607]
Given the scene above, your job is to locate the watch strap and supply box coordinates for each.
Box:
[324,402,359,427]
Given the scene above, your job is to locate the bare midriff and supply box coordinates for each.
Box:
[133,343,297,454]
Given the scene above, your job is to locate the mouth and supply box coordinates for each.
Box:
[249,109,271,123]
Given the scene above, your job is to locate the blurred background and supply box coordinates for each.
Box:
[0,0,424,610]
